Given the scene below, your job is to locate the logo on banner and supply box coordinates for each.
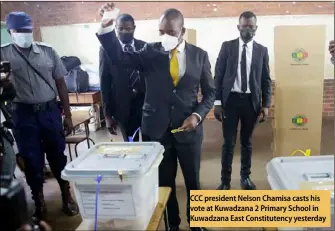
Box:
[291,48,308,65]
[291,115,308,130]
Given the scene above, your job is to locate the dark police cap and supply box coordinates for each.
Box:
[6,12,33,30]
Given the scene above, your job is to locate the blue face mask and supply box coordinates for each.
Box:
[12,33,33,48]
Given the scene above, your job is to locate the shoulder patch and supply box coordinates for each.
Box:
[0,42,13,48]
[35,42,52,48]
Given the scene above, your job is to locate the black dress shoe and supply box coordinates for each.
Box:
[170,225,180,231]
[217,183,231,190]
[240,178,256,190]
[190,227,208,231]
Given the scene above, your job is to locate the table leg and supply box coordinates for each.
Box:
[164,208,169,230]
[68,144,73,161]
[85,123,90,148]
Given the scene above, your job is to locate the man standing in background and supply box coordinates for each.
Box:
[1,12,78,219]
[99,10,145,141]
[214,11,272,190]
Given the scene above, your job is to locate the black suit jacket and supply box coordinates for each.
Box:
[99,38,146,124]
[214,38,272,112]
[97,30,215,142]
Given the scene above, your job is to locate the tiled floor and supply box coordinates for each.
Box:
[16,118,334,230]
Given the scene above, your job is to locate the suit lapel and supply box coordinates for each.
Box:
[176,42,190,87]
[134,39,139,50]
[250,41,260,80]
[134,39,145,51]
[184,43,190,79]
[233,38,240,71]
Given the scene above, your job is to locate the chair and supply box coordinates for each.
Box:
[65,113,95,161]
[65,135,95,161]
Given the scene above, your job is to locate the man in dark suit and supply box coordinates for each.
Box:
[214,11,272,190]
[97,4,215,231]
[99,13,145,141]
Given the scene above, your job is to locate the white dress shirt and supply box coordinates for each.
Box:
[214,38,254,106]
[170,40,201,122]
[170,40,187,79]
[98,25,202,123]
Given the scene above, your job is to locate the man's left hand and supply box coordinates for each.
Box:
[63,116,73,136]
[259,107,269,123]
[179,114,199,132]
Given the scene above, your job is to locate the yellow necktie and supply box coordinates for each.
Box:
[170,48,179,86]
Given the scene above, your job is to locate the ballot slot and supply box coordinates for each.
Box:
[102,154,126,159]
[102,153,148,160]
[303,173,334,182]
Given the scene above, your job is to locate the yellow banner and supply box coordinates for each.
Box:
[190,190,331,228]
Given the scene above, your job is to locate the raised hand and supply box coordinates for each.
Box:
[99,2,116,28]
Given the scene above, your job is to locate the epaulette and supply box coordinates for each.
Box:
[34,42,52,48]
[0,42,13,48]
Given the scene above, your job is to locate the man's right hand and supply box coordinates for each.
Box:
[99,2,116,28]
[105,116,117,135]
[214,105,224,122]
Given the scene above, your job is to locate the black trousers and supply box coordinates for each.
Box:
[221,92,258,184]
[143,130,202,226]
[12,101,67,193]
[119,95,144,142]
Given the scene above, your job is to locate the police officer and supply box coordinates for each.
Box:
[0,12,78,219]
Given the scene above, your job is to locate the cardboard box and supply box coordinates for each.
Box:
[273,25,326,157]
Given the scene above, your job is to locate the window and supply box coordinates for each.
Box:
[1,23,12,45]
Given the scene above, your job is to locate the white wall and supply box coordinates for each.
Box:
[40,14,334,79]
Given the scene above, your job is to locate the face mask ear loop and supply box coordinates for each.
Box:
[177,28,183,43]
[174,28,184,49]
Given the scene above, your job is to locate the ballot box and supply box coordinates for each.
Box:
[266,155,334,231]
[61,142,164,230]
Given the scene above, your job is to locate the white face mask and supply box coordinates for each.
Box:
[12,33,33,48]
[160,33,181,51]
